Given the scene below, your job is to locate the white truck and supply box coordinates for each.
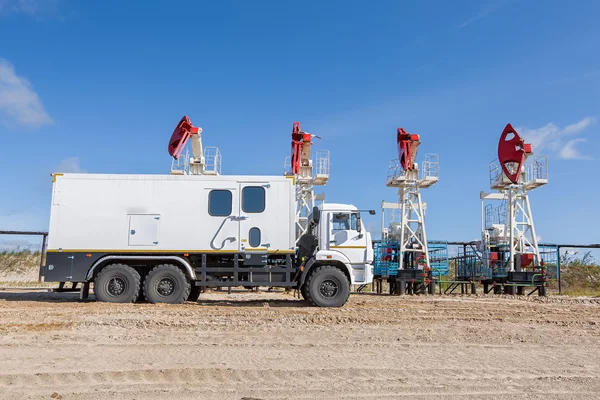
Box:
[43,172,374,307]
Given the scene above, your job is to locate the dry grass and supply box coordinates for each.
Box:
[0,249,41,273]
[560,251,600,297]
[0,249,43,284]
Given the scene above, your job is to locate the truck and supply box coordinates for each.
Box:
[43,172,374,307]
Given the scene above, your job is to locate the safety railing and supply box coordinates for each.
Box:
[428,241,449,276]
[170,149,190,175]
[203,146,222,175]
[484,201,506,230]
[525,156,548,186]
[421,153,439,179]
[387,159,403,184]
[314,150,330,185]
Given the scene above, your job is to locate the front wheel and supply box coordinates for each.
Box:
[300,284,309,301]
[305,265,350,307]
[143,264,191,304]
[94,264,141,303]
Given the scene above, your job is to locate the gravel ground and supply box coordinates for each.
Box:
[0,290,599,400]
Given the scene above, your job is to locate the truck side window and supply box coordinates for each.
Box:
[249,227,261,247]
[332,213,350,231]
[242,186,265,213]
[351,213,359,230]
[208,190,232,216]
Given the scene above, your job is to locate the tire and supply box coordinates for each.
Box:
[305,265,350,307]
[94,264,141,303]
[187,285,201,302]
[143,264,191,304]
[135,270,148,303]
[300,284,309,300]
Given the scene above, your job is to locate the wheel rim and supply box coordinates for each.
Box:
[106,276,128,297]
[156,277,176,297]
[319,279,339,298]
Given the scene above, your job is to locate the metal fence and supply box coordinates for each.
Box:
[0,230,48,283]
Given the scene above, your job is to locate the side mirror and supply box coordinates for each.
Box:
[312,206,320,224]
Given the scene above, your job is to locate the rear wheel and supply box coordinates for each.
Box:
[94,264,141,303]
[135,269,149,303]
[305,265,350,307]
[143,264,191,304]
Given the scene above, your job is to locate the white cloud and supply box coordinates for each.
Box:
[0,0,59,16]
[516,116,596,160]
[55,157,85,173]
[0,58,53,128]
[559,138,591,160]
[457,5,498,29]
[457,0,517,29]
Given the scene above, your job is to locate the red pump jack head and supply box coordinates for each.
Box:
[290,122,320,175]
[397,128,421,171]
[168,116,201,159]
[498,123,533,184]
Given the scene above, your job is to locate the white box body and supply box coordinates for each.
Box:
[48,173,296,253]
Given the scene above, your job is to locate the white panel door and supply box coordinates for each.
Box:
[204,183,240,252]
[128,214,160,246]
[238,182,273,252]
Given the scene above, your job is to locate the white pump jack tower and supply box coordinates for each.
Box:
[481,123,548,273]
[284,122,330,241]
[385,128,439,271]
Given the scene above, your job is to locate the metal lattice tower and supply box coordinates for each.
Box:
[480,123,548,273]
[385,128,439,271]
[284,122,330,240]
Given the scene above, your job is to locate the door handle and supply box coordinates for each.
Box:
[329,240,337,243]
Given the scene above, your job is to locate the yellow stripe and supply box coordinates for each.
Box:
[46,249,295,254]
[52,173,64,183]
[330,246,367,249]
[285,175,295,185]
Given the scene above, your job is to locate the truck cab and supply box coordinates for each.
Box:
[297,203,374,306]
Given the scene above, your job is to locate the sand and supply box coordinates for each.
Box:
[0,290,599,399]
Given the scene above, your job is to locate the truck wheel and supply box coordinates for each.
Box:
[94,264,141,303]
[187,285,201,302]
[135,270,148,303]
[300,284,309,300]
[305,265,350,307]
[143,264,191,304]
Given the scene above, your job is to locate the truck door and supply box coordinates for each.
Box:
[327,211,368,265]
[237,182,271,252]
[206,183,240,252]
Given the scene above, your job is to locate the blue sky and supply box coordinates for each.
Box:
[0,0,599,255]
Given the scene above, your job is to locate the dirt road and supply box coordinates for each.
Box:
[0,290,599,400]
